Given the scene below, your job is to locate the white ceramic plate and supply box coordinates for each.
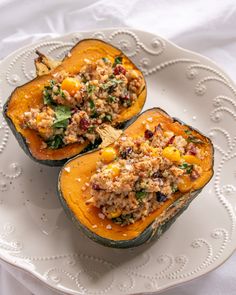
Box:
[0,29,236,295]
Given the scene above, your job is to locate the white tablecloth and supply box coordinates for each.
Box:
[0,0,236,294]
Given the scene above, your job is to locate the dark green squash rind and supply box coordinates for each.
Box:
[57,107,214,248]
[2,39,147,166]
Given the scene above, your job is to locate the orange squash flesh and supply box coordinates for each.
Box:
[59,108,214,242]
[4,39,146,163]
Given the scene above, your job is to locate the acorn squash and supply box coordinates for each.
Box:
[58,108,214,248]
[3,39,146,166]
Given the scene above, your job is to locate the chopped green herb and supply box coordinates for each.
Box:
[89,99,95,110]
[87,84,96,96]
[124,99,132,107]
[53,86,66,98]
[171,184,178,193]
[112,213,133,224]
[187,135,204,144]
[81,74,87,83]
[48,80,56,88]
[179,162,193,174]
[88,126,95,133]
[102,57,109,63]
[46,134,64,149]
[61,90,66,98]
[43,80,57,105]
[136,191,147,201]
[113,56,123,66]
[53,105,71,129]
[43,89,53,105]
[102,78,122,92]
[184,129,192,135]
[103,114,112,122]
[108,95,116,103]
[91,110,98,118]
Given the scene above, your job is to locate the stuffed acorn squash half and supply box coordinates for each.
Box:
[3,39,146,166]
[58,108,214,248]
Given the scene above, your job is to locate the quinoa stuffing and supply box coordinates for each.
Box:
[21,56,144,149]
[87,124,204,225]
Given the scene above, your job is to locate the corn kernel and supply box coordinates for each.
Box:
[162,146,181,162]
[106,164,120,177]
[107,210,121,219]
[61,77,81,96]
[101,147,117,163]
[182,155,201,165]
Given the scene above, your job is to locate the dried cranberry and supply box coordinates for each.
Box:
[120,147,133,159]
[92,183,101,190]
[114,65,126,75]
[167,135,175,145]
[122,94,130,100]
[80,118,90,131]
[144,129,154,139]
[156,192,167,202]
[188,144,197,156]
[190,170,199,180]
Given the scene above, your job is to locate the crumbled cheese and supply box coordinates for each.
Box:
[41,142,47,149]
[98,213,105,219]
[76,178,81,182]
[147,117,153,122]
[92,224,98,228]
[106,224,112,230]
[84,58,91,63]
[64,167,71,173]
[67,52,72,57]
[125,164,132,171]
[85,182,89,187]
[142,120,146,125]
[120,136,127,141]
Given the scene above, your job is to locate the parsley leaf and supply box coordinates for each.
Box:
[171,184,178,193]
[179,162,193,174]
[187,135,204,144]
[113,56,123,66]
[102,57,109,63]
[108,95,116,103]
[88,126,95,133]
[89,99,95,109]
[112,213,134,225]
[43,80,57,105]
[136,191,147,201]
[102,78,122,92]
[46,135,64,149]
[103,113,112,122]
[43,89,53,105]
[184,129,192,135]
[53,105,71,129]
[87,84,96,96]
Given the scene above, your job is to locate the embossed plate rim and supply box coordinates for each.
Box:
[0,28,236,295]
